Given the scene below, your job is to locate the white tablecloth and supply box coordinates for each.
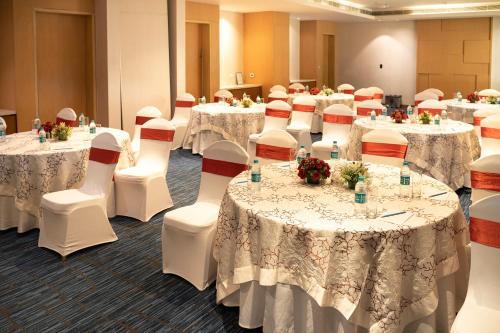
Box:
[443,99,500,124]
[214,163,470,333]
[346,119,480,190]
[182,103,265,155]
[0,128,133,232]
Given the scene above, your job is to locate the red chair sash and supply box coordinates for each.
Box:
[414,100,422,106]
[214,96,227,102]
[323,114,353,124]
[438,96,443,101]
[373,93,384,100]
[289,88,304,93]
[354,95,372,102]
[292,104,315,112]
[418,108,442,117]
[89,147,120,164]
[473,116,485,126]
[176,100,195,108]
[268,97,289,102]
[341,89,354,94]
[256,144,294,161]
[265,108,290,118]
[56,117,77,127]
[140,128,175,141]
[136,116,156,125]
[471,170,500,191]
[202,158,247,177]
[481,127,500,139]
[357,107,381,116]
[470,217,500,248]
[362,142,407,159]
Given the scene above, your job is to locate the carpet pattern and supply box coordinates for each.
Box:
[0,139,471,333]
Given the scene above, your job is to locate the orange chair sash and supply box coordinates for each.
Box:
[323,114,353,124]
[265,108,290,118]
[481,127,500,139]
[135,116,156,125]
[470,217,500,248]
[55,117,77,127]
[89,147,120,164]
[373,93,384,100]
[357,107,381,116]
[268,97,289,102]
[341,89,354,94]
[292,104,315,112]
[202,158,247,177]
[362,142,407,159]
[473,116,485,126]
[140,128,175,142]
[289,88,304,94]
[418,108,442,117]
[176,100,195,108]
[354,95,372,102]
[471,170,500,191]
[256,144,294,161]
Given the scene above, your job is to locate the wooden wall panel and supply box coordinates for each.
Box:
[416,18,492,98]
[0,0,16,112]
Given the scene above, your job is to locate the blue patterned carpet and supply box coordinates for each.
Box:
[0,138,471,332]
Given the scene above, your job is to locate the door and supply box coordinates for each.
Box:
[322,35,335,88]
[186,22,210,99]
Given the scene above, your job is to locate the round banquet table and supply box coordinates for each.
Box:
[288,93,354,133]
[443,99,500,124]
[214,162,470,333]
[346,118,480,190]
[0,128,134,233]
[182,103,265,155]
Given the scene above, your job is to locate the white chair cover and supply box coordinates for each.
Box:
[162,140,248,290]
[214,89,233,102]
[416,99,446,117]
[472,109,500,140]
[478,88,500,98]
[480,114,500,157]
[131,106,162,160]
[0,116,6,131]
[353,88,373,113]
[270,85,287,93]
[452,195,500,333]
[115,119,175,222]
[470,154,500,202]
[38,132,122,257]
[355,100,384,117]
[255,129,297,165]
[288,83,305,94]
[268,90,289,102]
[367,86,384,103]
[56,107,78,127]
[414,91,439,106]
[337,83,355,94]
[312,104,354,160]
[286,95,315,151]
[361,129,408,167]
[422,88,444,100]
[171,93,195,150]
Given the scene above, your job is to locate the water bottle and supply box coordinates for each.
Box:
[256,96,262,104]
[407,105,413,116]
[296,145,307,165]
[79,113,85,128]
[381,107,388,120]
[201,96,206,104]
[39,128,49,150]
[33,116,41,133]
[330,140,339,161]
[434,114,440,125]
[370,109,376,121]
[89,120,96,134]
[441,110,447,121]
[456,91,462,102]
[354,176,367,217]
[305,85,309,92]
[251,159,261,192]
[0,122,6,142]
[400,160,412,200]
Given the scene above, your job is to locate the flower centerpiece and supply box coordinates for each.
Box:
[339,161,369,190]
[241,96,253,108]
[486,96,497,105]
[321,87,334,96]
[419,110,432,125]
[40,121,53,139]
[310,87,320,95]
[52,123,72,141]
[391,110,408,123]
[297,157,331,185]
[467,91,479,103]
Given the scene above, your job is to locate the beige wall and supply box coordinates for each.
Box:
[0,0,15,111]
[289,16,300,81]
[417,18,491,98]
[220,11,244,87]
[491,17,500,90]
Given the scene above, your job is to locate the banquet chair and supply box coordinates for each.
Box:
[247,100,291,162]
[270,85,287,93]
[355,100,384,117]
[56,108,78,127]
[268,90,289,102]
[416,99,446,117]
[473,109,500,140]
[288,82,305,94]
[451,194,500,333]
[414,91,439,106]
[361,129,408,167]
[214,89,233,102]
[478,88,500,99]
[0,116,6,130]
[311,104,354,160]
[131,106,162,160]
[422,88,444,100]
[286,95,316,151]
[353,88,373,113]
[170,93,195,150]
[367,86,384,103]
[115,119,175,222]
[480,114,500,157]
[470,155,500,202]
[337,83,355,94]
[38,132,122,257]
[162,140,248,290]
[255,130,297,165]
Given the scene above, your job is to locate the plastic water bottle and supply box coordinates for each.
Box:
[89,120,96,134]
[370,109,376,121]
[354,176,367,217]
[441,110,447,121]
[296,145,307,165]
[407,105,413,116]
[305,85,309,93]
[256,96,262,104]
[0,122,6,142]
[400,160,412,200]
[201,96,206,104]
[39,128,49,150]
[79,113,85,128]
[381,107,388,120]
[330,140,339,161]
[456,91,462,102]
[251,159,261,192]
[33,116,41,133]
[434,114,440,125]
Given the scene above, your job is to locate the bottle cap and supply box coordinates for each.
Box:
[253,159,259,163]
[403,160,409,166]
[333,141,337,144]
[300,145,305,148]
[358,176,365,181]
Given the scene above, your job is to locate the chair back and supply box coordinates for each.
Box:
[214,89,233,102]
[414,91,439,106]
[56,108,78,127]
[353,88,373,102]
[256,129,297,165]
[361,129,408,167]
[82,132,122,196]
[288,83,305,94]
[198,140,248,204]
[478,88,500,98]
[270,85,287,93]
[268,90,289,102]
[467,195,500,309]
[356,100,384,117]
[262,100,291,132]
[471,154,500,202]
[480,114,500,157]
[172,93,195,123]
[473,109,500,139]
[322,104,354,147]
[416,99,445,117]
[367,86,384,103]
[337,83,355,95]
[422,88,444,100]
[132,106,162,151]
[290,96,316,129]
[137,118,175,173]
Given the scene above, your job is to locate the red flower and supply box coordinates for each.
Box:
[310,87,320,95]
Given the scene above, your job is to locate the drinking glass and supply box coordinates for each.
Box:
[412,172,422,199]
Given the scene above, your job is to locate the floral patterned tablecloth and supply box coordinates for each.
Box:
[214,163,469,333]
[442,99,500,124]
[346,118,481,190]
[182,103,265,154]
[0,128,133,232]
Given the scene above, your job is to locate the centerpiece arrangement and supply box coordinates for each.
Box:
[297,157,331,185]
[467,91,479,103]
[486,96,498,105]
[241,96,253,108]
[309,87,320,95]
[40,122,54,139]
[419,110,432,125]
[321,87,334,96]
[337,161,369,189]
[52,123,72,141]
[391,110,408,124]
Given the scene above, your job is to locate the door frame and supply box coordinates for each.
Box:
[185,19,212,99]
